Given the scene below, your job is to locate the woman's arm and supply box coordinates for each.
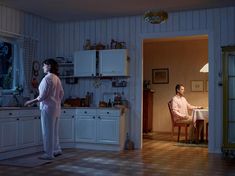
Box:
[24,98,39,107]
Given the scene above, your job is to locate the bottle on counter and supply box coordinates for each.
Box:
[108,99,112,107]
[85,92,90,107]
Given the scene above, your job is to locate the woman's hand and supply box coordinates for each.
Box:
[24,100,32,107]
[24,98,39,107]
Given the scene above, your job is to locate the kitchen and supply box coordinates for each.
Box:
[0,1,235,163]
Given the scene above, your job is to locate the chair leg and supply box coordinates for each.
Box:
[185,126,188,143]
[178,126,181,142]
[206,123,208,142]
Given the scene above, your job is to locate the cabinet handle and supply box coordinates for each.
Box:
[34,117,37,119]
[39,117,41,119]
[72,115,74,118]
[84,111,87,114]
[91,74,94,76]
[98,116,101,119]
[63,111,66,113]
[16,118,19,120]
[9,112,12,115]
[93,116,95,119]
[107,112,109,114]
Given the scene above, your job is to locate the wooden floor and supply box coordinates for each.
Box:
[0,133,234,176]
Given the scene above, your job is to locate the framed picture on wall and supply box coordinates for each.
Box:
[191,80,204,92]
[205,80,208,92]
[152,68,169,84]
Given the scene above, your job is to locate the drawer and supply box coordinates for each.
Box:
[18,109,40,116]
[76,109,96,115]
[61,109,76,115]
[0,110,21,117]
[0,109,40,118]
[98,109,120,116]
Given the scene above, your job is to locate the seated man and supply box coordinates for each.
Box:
[172,84,202,142]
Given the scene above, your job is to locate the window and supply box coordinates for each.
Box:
[0,40,14,89]
[0,36,21,92]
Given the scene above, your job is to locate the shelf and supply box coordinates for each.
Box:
[60,76,77,79]
[58,63,74,67]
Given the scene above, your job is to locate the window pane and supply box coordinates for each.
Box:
[0,41,13,89]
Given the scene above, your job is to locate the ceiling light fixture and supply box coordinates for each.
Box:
[144,10,168,24]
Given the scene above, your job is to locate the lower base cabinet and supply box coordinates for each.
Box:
[0,118,18,152]
[0,107,126,160]
[75,109,124,147]
[18,116,39,148]
[59,109,75,143]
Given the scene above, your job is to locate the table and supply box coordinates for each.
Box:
[192,108,208,127]
[192,108,209,143]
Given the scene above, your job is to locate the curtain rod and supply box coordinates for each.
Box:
[0,29,39,41]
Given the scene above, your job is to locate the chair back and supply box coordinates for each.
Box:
[168,100,175,125]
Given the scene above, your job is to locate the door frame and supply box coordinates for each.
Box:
[133,30,215,152]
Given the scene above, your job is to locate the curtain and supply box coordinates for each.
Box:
[21,38,38,96]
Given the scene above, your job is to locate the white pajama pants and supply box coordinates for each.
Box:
[41,110,61,157]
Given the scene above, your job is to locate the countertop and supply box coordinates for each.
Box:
[0,105,127,111]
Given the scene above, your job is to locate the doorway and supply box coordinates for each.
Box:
[142,35,209,145]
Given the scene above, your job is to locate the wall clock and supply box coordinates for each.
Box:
[32,61,40,76]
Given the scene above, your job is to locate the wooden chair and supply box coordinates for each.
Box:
[168,100,190,142]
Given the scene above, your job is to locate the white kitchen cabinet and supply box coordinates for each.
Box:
[96,116,119,144]
[75,108,125,149]
[74,50,97,77]
[18,116,39,148]
[75,109,96,143]
[0,118,18,152]
[74,49,129,77]
[0,109,41,153]
[99,49,129,76]
[59,109,75,142]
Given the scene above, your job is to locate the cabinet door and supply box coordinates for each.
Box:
[0,118,18,152]
[75,115,96,143]
[223,48,235,148]
[59,115,75,142]
[99,49,129,76]
[74,50,96,77]
[18,116,38,148]
[96,116,119,144]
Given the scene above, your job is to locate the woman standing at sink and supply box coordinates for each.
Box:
[24,59,64,160]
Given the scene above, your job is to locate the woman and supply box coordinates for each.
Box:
[25,59,64,160]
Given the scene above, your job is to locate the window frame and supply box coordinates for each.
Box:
[0,36,20,94]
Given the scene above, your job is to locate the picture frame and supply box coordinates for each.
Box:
[191,80,204,92]
[205,80,208,92]
[152,68,169,84]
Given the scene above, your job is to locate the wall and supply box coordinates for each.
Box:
[0,4,56,61]
[143,39,208,132]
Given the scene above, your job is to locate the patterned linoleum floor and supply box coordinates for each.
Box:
[0,133,235,176]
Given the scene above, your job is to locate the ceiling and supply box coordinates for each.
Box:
[1,0,235,22]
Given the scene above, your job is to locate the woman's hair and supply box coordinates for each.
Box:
[43,58,59,76]
[175,84,184,94]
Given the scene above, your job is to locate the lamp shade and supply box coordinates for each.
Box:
[200,63,208,73]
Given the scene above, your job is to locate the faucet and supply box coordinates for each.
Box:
[13,94,20,107]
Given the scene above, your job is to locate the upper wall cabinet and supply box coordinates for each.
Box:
[74,49,129,77]
[99,49,129,76]
[74,50,97,77]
